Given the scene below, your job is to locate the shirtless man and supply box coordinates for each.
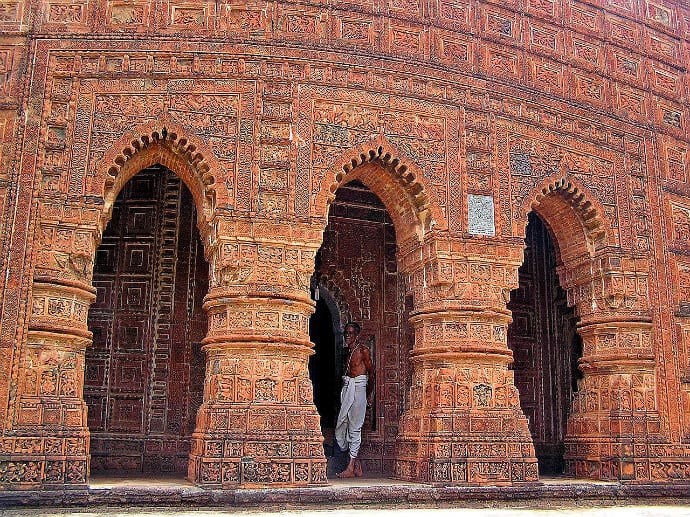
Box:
[335,322,375,478]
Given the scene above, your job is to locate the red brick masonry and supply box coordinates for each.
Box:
[0,0,689,489]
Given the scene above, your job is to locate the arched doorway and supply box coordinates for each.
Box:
[310,179,411,477]
[507,212,582,475]
[85,164,208,475]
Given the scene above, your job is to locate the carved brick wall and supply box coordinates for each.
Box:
[0,0,688,489]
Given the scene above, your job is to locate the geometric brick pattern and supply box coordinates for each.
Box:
[86,165,207,474]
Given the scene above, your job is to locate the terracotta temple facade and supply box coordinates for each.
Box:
[0,0,689,490]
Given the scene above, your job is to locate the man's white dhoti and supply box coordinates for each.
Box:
[335,374,368,459]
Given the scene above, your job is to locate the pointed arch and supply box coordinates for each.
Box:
[314,272,354,325]
[517,175,612,265]
[313,136,448,245]
[92,118,229,239]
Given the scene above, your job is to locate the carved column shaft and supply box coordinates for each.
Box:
[188,223,327,487]
[4,278,96,488]
[560,253,661,481]
[0,197,100,489]
[564,320,660,481]
[394,238,538,485]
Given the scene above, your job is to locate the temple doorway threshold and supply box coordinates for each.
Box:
[87,474,424,490]
[87,474,617,490]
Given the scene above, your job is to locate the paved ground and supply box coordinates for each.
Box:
[3,506,690,517]
[2,476,690,515]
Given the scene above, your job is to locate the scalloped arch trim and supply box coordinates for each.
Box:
[336,145,427,210]
[321,139,448,240]
[97,123,230,238]
[104,126,213,192]
[527,176,609,251]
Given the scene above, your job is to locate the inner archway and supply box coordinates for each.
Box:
[507,212,582,475]
[85,164,208,475]
[309,292,341,443]
[310,179,412,478]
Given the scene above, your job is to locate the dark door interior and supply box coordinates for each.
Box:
[507,212,582,475]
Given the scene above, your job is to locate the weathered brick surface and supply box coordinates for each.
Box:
[0,0,688,490]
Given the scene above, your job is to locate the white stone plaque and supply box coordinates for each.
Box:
[468,194,496,236]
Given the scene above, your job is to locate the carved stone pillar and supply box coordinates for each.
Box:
[188,220,327,487]
[394,237,538,485]
[0,201,98,489]
[4,277,96,489]
[561,253,661,481]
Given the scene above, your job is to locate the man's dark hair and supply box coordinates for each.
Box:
[344,321,361,334]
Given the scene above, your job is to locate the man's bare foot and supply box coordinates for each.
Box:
[354,460,363,477]
[336,469,356,478]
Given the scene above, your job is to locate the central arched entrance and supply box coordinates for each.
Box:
[85,164,208,475]
[309,179,412,478]
[507,212,582,475]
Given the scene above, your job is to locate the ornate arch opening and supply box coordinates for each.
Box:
[310,173,413,478]
[520,176,610,266]
[508,176,611,475]
[314,138,447,247]
[85,122,221,479]
[86,164,209,477]
[94,122,229,243]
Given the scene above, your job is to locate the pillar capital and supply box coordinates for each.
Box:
[205,219,322,302]
[34,197,103,287]
[558,249,651,321]
[404,236,525,313]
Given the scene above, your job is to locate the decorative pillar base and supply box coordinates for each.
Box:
[564,438,657,482]
[395,412,539,485]
[1,313,93,490]
[0,432,89,489]
[564,411,663,481]
[187,346,327,487]
[188,406,327,487]
[394,361,539,485]
[564,320,665,482]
